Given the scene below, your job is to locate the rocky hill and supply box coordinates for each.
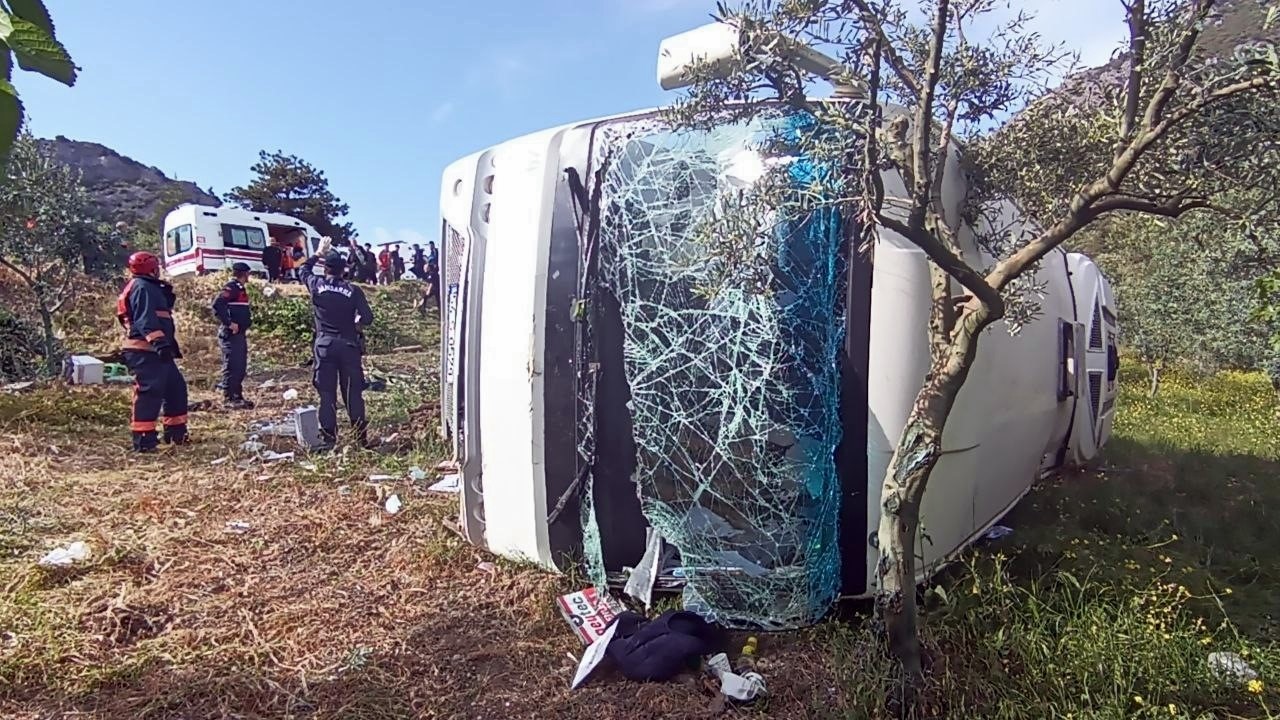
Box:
[38,136,220,226]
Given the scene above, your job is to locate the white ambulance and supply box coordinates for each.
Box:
[160,204,325,277]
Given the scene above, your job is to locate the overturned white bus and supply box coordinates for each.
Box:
[435,108,1118,628]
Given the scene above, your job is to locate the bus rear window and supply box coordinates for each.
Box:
[164,224,193,256]
[222,224,267,250]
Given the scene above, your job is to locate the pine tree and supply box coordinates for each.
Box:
[225,150,355,243]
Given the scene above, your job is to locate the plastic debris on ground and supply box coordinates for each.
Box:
[241,439,266,454]
[705,652,767,702]
[260,450,294,463]
[293,407,324,451]
[557,587,627,646]
[210,456,230,466]
[299,462,318,472]
[39,541,90,567]
[1209,651,1259,682]
[259,378,279,389]
[984,525,1014,541]
[282,389,300,401]
[623,528,667,610]
[407,466,428,482]
[2,381,35,393]
[571,619,620,690]
[476,560,497,576]
[608,610,717,682]
[249,416,298,438]
[224,520,252,535]
[427,473,461,494]
[384,494,402,514]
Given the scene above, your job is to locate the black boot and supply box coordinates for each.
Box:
[132,431,159,453]
[163,425,190,445]
[225,397,255,410]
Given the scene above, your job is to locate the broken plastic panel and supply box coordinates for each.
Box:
[581,112,848,629]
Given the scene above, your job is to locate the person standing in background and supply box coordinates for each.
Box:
[377,245,392,285]
[211,262,255,410]
[391,245,405,282]
[262,239,283,282]
[411,244,426,278]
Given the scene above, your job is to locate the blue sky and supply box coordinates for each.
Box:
[18,0,1125,247]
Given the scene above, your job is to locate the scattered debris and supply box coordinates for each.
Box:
[210,456,230,466]
[1,381,35,393]
[39,541,90,567]
[984,525,1014,541]
[706,652,767,702]
[261,450,294,463]
[571,619,620,690]
[188,400,214,412]
[283,389,300,401]
[337,485,353,496]
[259,378,279,389]
[262,285,279,298]
[249,416,298,438]
[476,561,497,576]
[557,587,626,646]
[624,528,666,610]
[384,494,402,514]
[407,466,428,482]
[369,474,397,483]
[294,407,324,451]
[392,344,424,353]
[427,473,461,494]
[608,610,717,682]
[1209,651,1259,682]
[223,520,252,535]
[299,462,318,472]
[435,460,460,473]
[63,355,105,385]
[241,440,266,454]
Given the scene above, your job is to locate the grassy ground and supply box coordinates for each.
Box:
[1,275,1278,718]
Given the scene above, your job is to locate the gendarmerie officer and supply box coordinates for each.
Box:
[301,238,374,449]
[211,262,255,409]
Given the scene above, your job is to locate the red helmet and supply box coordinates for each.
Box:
[127,251,160,277]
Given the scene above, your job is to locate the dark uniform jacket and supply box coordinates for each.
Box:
[302,255,374,341]
[211,279,252,333]
[116,275,182,357]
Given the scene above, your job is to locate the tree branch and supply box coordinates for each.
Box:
[844,0,923,99]
[909,0,950,231]
[1091,192,1219,217]
[1119,0,1147,145]
[877,213,1004,312]
[1141,0,1215,130]
[0,254,37,288]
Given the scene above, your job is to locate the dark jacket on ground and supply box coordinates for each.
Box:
[116,275,182,357]
[211,278,252,332]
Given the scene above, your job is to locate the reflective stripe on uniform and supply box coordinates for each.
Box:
[122,339,153,351]
[162,414,188,426]
[145,330,165,342]
[155,310,172,318]
[131,420,157,432]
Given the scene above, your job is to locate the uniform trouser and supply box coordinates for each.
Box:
[123,350,189,450]
[218,331,248,400]
[312,335,366,441]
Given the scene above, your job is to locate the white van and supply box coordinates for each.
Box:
[161,204,326,277]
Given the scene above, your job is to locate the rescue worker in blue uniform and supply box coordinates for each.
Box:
[116,251,189,452]
[302,238,374,449]
[211,262,255,409]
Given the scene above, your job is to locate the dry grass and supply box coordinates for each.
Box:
[2,277,1278,719]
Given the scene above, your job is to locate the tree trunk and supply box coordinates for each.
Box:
[875,307,992,682]
[1148,363,1161,398]
[37,305,59,378]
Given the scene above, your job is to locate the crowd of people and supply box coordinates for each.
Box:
[261,231,440,311]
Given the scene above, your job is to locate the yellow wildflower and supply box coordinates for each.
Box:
[1168,704,1178,716]
[1246,679,1264,694]
[1134,695,1145,706]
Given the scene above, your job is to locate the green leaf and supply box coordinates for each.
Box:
[6,15,75,86]
[4,0,55,38]
[0,11,12,40]
[0,78,23,164]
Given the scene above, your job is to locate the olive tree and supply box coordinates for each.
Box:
[0,0,78,161]
[671,0,1278,682]
[0,131,97,375]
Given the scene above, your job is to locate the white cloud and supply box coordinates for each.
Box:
[430,100,457,123]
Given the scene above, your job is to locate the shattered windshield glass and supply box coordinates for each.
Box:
[580,112,849,629]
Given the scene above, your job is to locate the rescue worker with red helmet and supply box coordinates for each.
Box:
[116,251,189,452]
[211,262,255,410]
